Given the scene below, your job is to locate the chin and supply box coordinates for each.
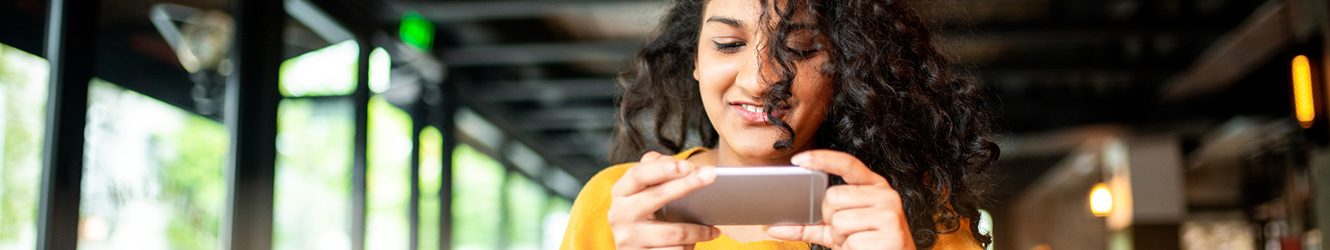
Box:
[728,138,793,164]
[716,120,801,164]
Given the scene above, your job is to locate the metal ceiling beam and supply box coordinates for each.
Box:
[939,21,1231,48]
[979,70,1166,83]
[517,117,615,132]
[438,24,1221,66]
[475,79,618,102]
[555,154,612,183]
[1161,0,1311,100]
[287,0,354,43]
[536,130,613,161]
[442,41,639,66]
[510,106,617,131]
[976,64,1180,75]
[386,0,664,23]
[519,106,618,120]
[305,0,388,36]
[455,88,602,179]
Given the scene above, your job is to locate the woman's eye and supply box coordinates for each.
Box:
[713,41,745,52]
[792,46,819,57]
[786,41,820,57]
[785,31,824,58]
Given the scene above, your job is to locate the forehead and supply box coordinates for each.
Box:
[703,0,764,23]
[702,0,817,28]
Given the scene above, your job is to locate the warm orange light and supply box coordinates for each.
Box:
[1293,55,1315,128]
[1090,183,1112,217]
[80,217,109,241]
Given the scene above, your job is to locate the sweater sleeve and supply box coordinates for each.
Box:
[559,148,707,249]
[559,163,633,250]
[558,147,983,250]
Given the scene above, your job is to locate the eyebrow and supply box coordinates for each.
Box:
[705,16,745,30]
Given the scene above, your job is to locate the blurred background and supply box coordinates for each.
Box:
[1,0,1328,249]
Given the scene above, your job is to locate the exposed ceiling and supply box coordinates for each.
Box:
[375,0,1301,196]
[2,0,1312,205]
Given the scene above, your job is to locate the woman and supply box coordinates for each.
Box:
[561,0,997,249]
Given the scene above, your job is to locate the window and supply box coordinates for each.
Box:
[273,39,358,250]
[451,117,576,250]
[543,197,572,250]
[80,80,230,250]
[366,96,412,250]
[452,144,504,250]
[274,97,354,250]
[506,173,547,250]
[418,126,444,250]
[0,43,49,250]
[15,2,586,249]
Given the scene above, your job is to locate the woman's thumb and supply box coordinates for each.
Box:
[765,225,830,245]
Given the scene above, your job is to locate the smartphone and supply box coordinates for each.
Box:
[656,166,828,225]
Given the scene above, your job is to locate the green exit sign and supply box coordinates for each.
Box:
[399,11,434,51]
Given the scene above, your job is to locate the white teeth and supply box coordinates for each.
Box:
[741,104,765,113]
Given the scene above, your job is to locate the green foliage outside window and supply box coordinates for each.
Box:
[81,80,228,250]
[506,173,546,250]
[157,115,229,250]
[275,98,354,250]
[544,196,572,249]
[452,144,503,250]
[0,40,579,250]
[0,43,48,250]
[419,126,444,250]
[367,96,412,250]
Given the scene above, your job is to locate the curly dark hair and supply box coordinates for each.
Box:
[609,0,998,248]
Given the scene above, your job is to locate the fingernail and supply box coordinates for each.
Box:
[676,162,690,173]
[791,153,810,166]
[711,227,722,238]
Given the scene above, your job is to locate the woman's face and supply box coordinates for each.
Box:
[694,0,833,165]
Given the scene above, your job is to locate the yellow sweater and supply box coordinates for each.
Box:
[559,148,983,250]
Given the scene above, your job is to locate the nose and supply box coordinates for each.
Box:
[735,47,780,98]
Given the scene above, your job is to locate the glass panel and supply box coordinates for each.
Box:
[366,96,412,250]
[0,43,49,250]
[452,144,503,250]
[368,48,390,94]
[418,126,443,250]
[278,40,358,97]
[274,97,353,250]
[80,80,229,250]
[542,197,571,250]
[506,174,546,250]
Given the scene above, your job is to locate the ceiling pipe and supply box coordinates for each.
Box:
[1161,0,1319,101]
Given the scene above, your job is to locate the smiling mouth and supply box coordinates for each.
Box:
[739,104,766,113]
[731,103,784,123]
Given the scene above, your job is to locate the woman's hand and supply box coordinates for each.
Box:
[765,150,917,250]
[609,151,721,250]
